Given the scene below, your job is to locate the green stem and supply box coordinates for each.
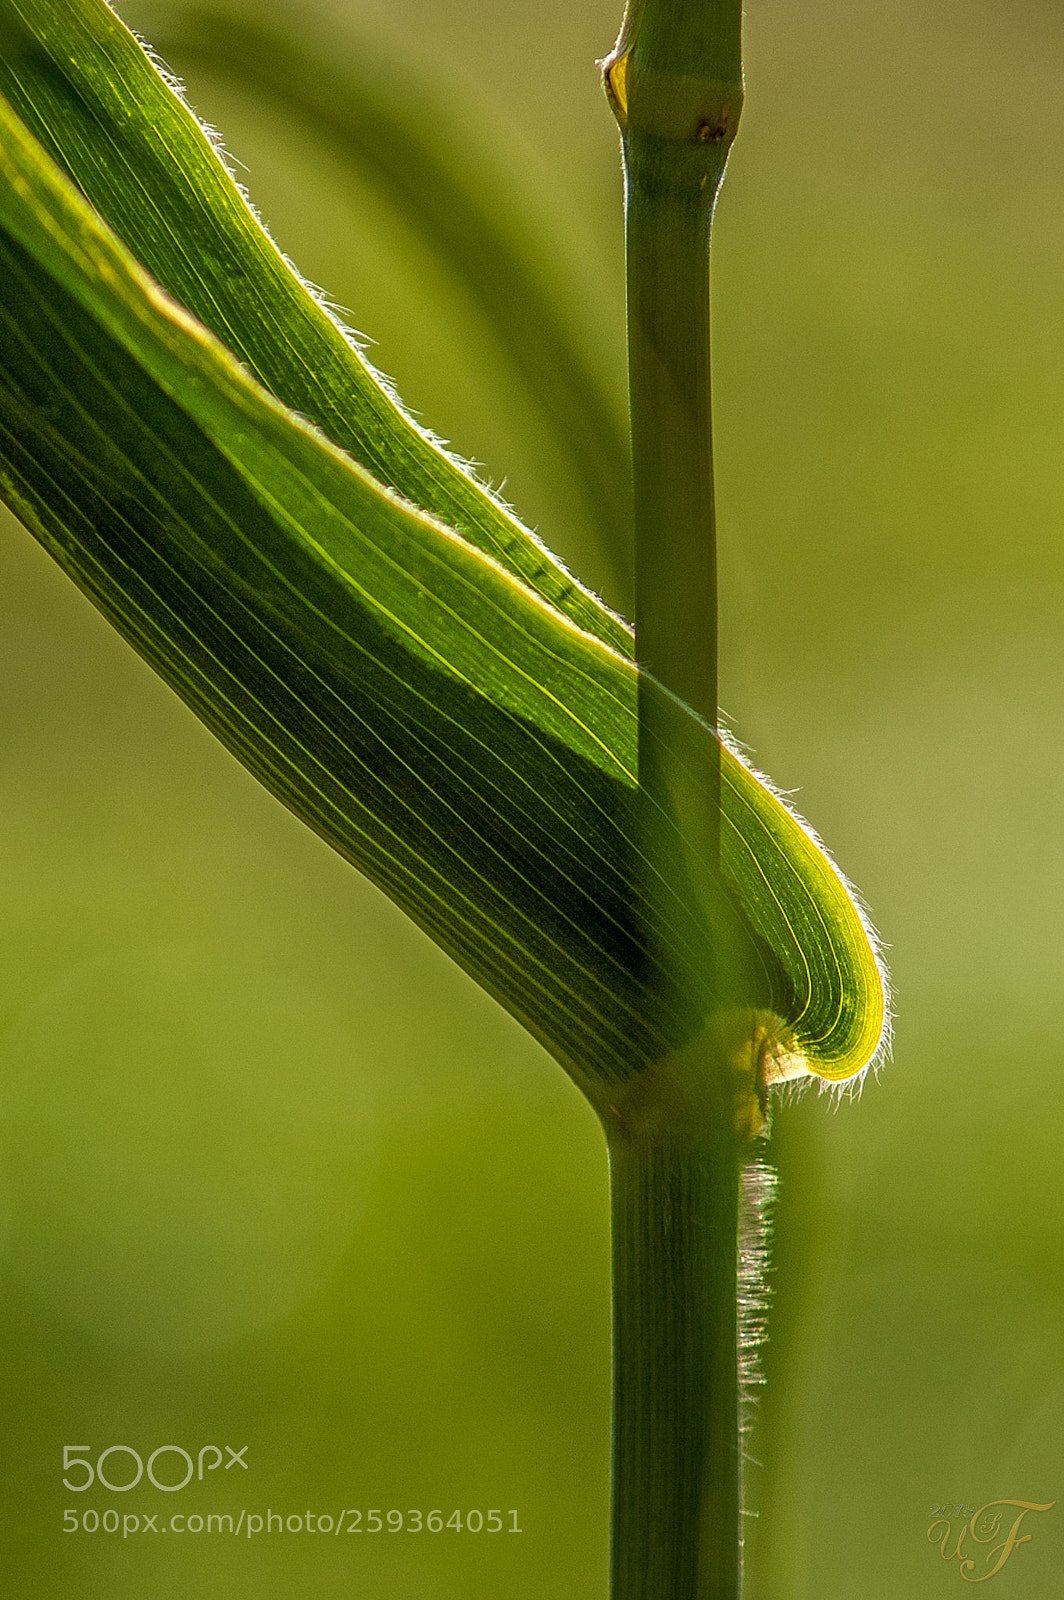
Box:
[603,1,747,1596]
[627,127,722,729]
[606,1087,741,1600]
[609,0,742,727]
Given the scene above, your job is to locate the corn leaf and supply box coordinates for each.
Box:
[0,0,885,1087]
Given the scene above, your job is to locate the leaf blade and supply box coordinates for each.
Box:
[134,0,635,605]
[0,39,886,1089]
[0,0,632,651]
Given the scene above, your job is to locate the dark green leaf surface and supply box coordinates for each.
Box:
[0,0,885,1088]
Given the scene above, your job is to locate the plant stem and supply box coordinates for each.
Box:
[607,0,742,728]
[605,1067,742,1600]
[603,0,747,1595]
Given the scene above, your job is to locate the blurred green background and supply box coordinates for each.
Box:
[2,0,1063,1592]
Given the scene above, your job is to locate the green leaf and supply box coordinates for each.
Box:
[0,0,630,652]
[0,0,885,1091]
[131,0,634,605]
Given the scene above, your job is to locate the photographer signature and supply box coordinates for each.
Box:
[927,1499,1054,1582]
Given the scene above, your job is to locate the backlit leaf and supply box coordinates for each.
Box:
[0,0,885,1090]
